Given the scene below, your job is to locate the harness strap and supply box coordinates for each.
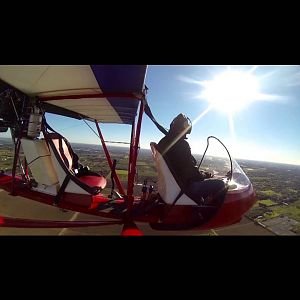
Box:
[54,174,71,204]
[143,99,168,135]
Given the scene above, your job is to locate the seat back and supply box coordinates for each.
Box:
[150,142,195,205]
[45,132,94,195]
[46,133,74,183]
[21,138,59,186]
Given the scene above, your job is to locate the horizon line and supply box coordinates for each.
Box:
[0,137,299,167]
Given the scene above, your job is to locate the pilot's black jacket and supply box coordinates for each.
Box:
[157,133,205,187]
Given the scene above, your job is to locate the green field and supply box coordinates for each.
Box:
[0,149,13,171]
[116,169,128,175]
[271,200,300,222]
[263,211,280,220]
[260,190,282,198]
[258,199,277,206]
[137,161,151,166]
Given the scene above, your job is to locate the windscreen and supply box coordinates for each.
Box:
[195,137,251,191]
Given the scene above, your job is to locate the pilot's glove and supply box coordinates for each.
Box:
[198,170,213,180]
[204,171,213,178]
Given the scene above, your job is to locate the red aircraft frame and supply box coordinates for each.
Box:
[0,73,256,235]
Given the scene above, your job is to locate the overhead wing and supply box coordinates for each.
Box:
[0,65,147,124]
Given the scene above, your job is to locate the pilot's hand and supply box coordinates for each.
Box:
[204,171,213,178]
[199,171,213,179]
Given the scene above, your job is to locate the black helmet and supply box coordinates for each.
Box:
[169,113,192,136]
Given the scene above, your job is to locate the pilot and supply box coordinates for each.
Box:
[157,113,226,205]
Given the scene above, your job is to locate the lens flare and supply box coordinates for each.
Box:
[200,70,260,113]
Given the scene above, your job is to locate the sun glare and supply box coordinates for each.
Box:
[200,71,260,113]
[182,66,284,162]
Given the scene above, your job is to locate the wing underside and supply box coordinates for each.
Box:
[0,65,147,124]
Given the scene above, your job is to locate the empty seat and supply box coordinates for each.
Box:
[42,131,107,207]
[21,137,59,187]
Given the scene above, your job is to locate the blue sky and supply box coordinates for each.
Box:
[140,66,300,165]
[5,66,299,165]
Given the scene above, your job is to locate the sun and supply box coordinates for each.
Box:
[200,70,260,114]
[180,66,281,147]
